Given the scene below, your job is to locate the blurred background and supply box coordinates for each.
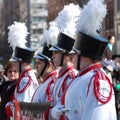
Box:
[0,0,119,65]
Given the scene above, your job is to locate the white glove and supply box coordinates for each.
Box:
[50,105,64,120]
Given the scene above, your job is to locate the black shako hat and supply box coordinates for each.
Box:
[14,46,35,63]
[73,32,108,60]
[49,32,75,54]
[34,43,52,62]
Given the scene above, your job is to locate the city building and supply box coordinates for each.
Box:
[30,0,48,52]
[47,0,88,23]
[105,0,114,37]
[0,0,22,65]
[114,0,120,54]
[104,0,120,54]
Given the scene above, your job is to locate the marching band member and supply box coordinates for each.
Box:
[48,3,81,120]
[50,3,81,103]
[32,43,58,103]
[5,22,39,120]
[32,23,59,102]
[50,32,78,103]
[13,46,39,102]
[7,22,39,102]
[50,0,117,119]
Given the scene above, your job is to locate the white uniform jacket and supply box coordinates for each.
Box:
[53,65,78,104]
[14,68,39,102]
[32,70,58,103]
[61,62,117,120]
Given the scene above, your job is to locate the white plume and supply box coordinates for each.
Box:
[55,3,81,38]
[76,0,107,36]
[40,29,49,46]
[40,21,60,47]
[8,21,28,50]
[48,21,60,46]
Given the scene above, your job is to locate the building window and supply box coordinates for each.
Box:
[105,10,114,30]
[105,14,109,30]
[39,4,47,10]
[109,10,114,29]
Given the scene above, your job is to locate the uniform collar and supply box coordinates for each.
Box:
[58,65,74,78]
[42,70,57,83]
[79,62,102,76]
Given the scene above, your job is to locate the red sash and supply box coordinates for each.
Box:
[58,65,76,98]
[16,68,32,93]
[46,71,58,102]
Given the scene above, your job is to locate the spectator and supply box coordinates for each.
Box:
[0,61,19,120]
[4,61,19,82]
[102,35,116,82]
[103,35,116,60]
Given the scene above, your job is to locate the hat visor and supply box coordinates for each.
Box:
[49,46,66,53]
[34,54,51,61]
[70,47,81,54]
[34,54,45,60]
[69,49,77,54]
[49,46,60,51]
[9,56,22,62]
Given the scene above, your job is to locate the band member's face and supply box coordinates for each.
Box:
[80,55,92,70]
[35,59,46,75]
[52,51,62,67]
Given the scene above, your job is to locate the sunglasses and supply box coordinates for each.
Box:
[7,70,18,73]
